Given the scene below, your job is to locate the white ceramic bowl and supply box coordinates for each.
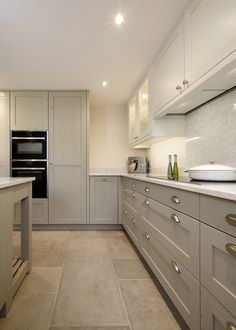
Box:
[186,164,236,181]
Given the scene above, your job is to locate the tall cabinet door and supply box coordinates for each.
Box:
[49,92,87,224]
[0,92,10,176]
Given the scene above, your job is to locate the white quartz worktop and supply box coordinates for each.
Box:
[90,173,126,176]
[0,177,35,190]
[121,174,236,202]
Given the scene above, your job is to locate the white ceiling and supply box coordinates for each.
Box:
[0,0,190,106]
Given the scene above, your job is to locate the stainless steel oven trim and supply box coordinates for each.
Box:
[12,137,46,140]
[12,159,48,161]
[12,167,46,170]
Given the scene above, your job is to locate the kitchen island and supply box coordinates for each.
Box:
[0,177,34,317]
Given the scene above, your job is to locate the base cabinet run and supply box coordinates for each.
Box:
[121,176,236,330]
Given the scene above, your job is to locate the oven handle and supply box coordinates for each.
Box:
[12,137,46,140]
[12,167,46,170]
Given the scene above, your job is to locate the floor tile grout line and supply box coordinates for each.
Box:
[47,254,65,329]
[109,240,134,330]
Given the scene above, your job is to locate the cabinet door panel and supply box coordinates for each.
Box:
[49,92,87,224]
[49,165,86,224]
[201,223,236,317]
[201,286,236,330]
[51,95,84,164]
[90,176,117,224]
[11,92,48,130]
[0,93,9,173]
[152,20,185,112]
[185,0,236,84]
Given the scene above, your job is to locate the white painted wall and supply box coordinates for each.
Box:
[90,106,145,172]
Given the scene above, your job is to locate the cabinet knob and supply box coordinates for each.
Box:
[132,192,136,198]
[225,243,236,257]
[102,177,106,181]
[171,196,180,204]
[226,321,236,330]
[132,219,136,224]
[225,214,236,227]
[134,136,138,140]
[123,189,127,193]
[145,187,150,192]
[171,261,181,274]
[176,85,182,91]
[49,162,53,165]
[144,232,150,240]
[123,210,127,215]
[182,79,189,85]
[144,199,150,206]
[170,213,180,223]
[132,183,136,187]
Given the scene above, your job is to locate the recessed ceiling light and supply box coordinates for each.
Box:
[102,81,108,87]
[115,13,124,25]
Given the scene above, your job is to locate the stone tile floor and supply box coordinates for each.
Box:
[0,230,181,330]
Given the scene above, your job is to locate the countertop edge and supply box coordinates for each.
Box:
[0,177,35,190]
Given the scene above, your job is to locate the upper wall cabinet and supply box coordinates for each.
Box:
[185,0,236,85]
[152,20,185,111]
[128,76,185,148]
[128,96,138,144]
[138,79,150,138]
[151,0,236,118]
[128,79,152,146]
[11,91,48,131]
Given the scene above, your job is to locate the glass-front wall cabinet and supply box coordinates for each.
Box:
[128,96,138,143]
[138,79,149,138]
[128,78,150,146]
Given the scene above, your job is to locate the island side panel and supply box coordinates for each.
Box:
[21,182,32,272]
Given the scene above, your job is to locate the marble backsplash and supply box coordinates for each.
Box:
[186,88,236,169]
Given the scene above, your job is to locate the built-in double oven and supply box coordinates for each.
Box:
[11,131,48,198]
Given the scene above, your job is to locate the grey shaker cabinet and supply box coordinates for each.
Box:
[10,91,48,130]
[140,218,200,330]
[201,222,236,317]
[0,92,10,177]
[140,194,200,278]
[200,195,236,237]
[49,92,88,224]
[122,207,139,247]
[89,176,118,224]
[201,286,236,330]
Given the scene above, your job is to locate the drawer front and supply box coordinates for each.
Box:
[122,187,139,215]
[201,286,236,330]
[140,195,199,278]
[121,177,138,190]
[135,180,200,219]
[201,223,236,317]
[140,219,200,330]
[200,195,236,237]
[122,207,139,247]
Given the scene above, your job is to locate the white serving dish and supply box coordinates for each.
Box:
[186,163,236,182]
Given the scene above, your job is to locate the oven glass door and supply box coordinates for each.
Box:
[12,165,47,198]
[12,139,47,160]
